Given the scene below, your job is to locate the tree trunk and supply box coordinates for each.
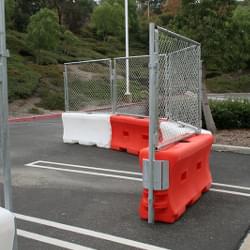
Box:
[202,64,217,134]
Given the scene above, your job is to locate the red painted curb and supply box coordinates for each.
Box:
[8,113,62,123]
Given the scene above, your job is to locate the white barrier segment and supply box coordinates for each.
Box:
[0,207,15,250]
[62,113,111,148]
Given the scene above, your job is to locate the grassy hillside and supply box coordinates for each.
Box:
[7,28,147,112]
[6,28,250,115]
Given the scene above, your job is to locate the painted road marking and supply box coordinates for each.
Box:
[25,164,142,182]
[25,161,250,198]
[212,182,250,191]
[27,160,142,176]
[17,229,95,250]
[16,213,170,250]
[210,188,250,198]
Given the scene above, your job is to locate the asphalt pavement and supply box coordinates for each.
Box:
[0,119,249,250]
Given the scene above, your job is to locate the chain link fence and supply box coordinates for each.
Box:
[63,26,201,147]
[157,26,202,148]
[64,56,150,116]
[114,55,149,116]
[64,59,112,113]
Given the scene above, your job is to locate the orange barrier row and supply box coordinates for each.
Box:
[110,115,149,155]
[139,134,214,223]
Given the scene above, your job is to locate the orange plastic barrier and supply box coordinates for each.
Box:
[139,134,214,223]
[110,115,149,155]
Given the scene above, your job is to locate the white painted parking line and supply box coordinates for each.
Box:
[26,164,142,182]
[210,188,250,197]
[16,213,170,250]
[26,161,250,198]
[27,160,142,176]
[212,182,250,191]
[17,229,95,250]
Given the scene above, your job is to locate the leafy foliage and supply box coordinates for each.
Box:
[91,1,124,40]
[14,0,47,31]
[210,100,250,129]
[47,0,95,33]
[27,8,60,63]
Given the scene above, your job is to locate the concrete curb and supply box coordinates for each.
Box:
[8,113,62,123]
[212,144,250,155]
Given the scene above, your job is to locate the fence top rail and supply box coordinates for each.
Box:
[114,54,150,61]
[167,44,199,57]
[64,58,111,66]
[157,26,200,46]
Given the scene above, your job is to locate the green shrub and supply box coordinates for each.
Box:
[29,107,44,115]
[8,58,41,101]
[210,100,250,129]
[39,91,64,110]
[34,50,58,65]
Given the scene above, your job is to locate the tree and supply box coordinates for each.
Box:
[169,0,238,72]
[91,0,140,40]
[63,0,95,33]
[5,0,15,25]
[14,0,47,31]
[91,1,124,40]
[27,8,60,63]
[230,3,250,69]
[47,0,95,33]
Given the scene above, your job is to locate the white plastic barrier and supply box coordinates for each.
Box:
[0,207,15,250]
[62,112,112,148]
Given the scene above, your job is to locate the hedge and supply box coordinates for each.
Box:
[209,99,250,129]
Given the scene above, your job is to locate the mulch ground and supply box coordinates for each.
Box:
[215,129,250,147]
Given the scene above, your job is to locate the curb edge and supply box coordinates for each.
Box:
[8,113,62,123]
[212,144,250,155]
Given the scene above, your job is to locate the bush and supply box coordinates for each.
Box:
[39,91,64,110]
[210,100,250,129]
[33,50,58,65]
[8,58,41,101]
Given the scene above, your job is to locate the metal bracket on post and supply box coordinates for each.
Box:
[143,160,169,191]
[0,49,10,58]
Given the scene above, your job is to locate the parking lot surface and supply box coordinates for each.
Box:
[1,119,249,250]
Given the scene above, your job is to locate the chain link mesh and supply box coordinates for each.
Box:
[64,26,201,147]
[65,59,112,112]
[113,55,149,116]
[157,27,201,148]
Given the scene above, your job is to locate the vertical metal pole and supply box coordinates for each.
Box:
[0,0,12,213]
[112,60,117,114]
[147,0,151,21]
[148,23,157,224]
[124,0,130,96]
[198,51,203,130]
[0,0,18,249]
[63,64,69,112]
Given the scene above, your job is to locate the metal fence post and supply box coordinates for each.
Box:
[147,23,158,224]
[0,0,18,249]
[112,60,117,114]
[198,56,203,129]
[64,64,69,112]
